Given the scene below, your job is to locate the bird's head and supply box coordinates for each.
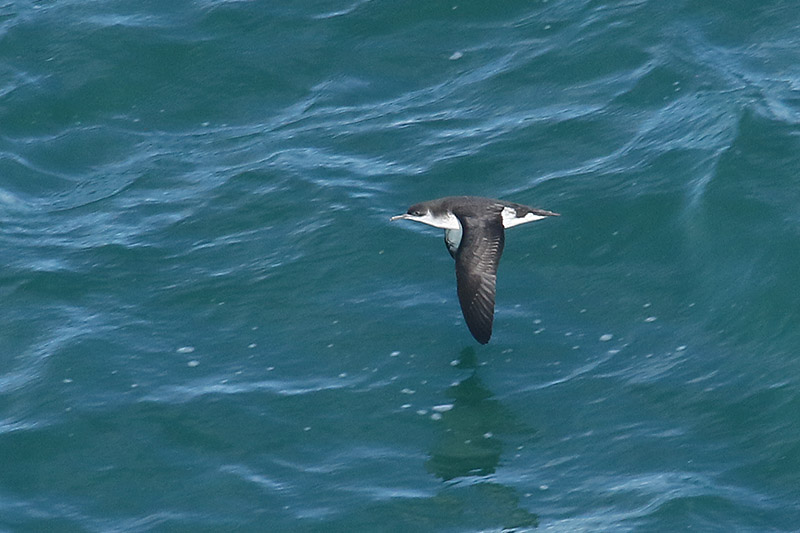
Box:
[391,202,459,230]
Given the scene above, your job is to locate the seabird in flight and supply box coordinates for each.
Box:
[391,196,558,344]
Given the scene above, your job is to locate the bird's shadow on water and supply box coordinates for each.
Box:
[425,347,539,531]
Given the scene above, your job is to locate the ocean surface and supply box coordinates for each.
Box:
[2,1,800,531]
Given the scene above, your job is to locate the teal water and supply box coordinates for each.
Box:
[2,1,800,531]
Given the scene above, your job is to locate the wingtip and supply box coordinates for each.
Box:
[462,305,494,344]
[469,326,492,344]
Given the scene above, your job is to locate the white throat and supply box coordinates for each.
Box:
[407,211,460,230]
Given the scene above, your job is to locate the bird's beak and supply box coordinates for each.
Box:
[390,214,409,221]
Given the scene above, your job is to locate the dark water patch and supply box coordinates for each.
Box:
[2,0,800,530]
[687,108,800,345]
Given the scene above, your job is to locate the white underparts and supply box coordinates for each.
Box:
[501,207,547,228]
[405,211,461,230]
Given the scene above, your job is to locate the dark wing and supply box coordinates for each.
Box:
[454,213,505,344]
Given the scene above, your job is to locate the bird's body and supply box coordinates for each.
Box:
[391,196,558,344]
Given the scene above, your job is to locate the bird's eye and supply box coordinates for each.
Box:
[409,209,424,216]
